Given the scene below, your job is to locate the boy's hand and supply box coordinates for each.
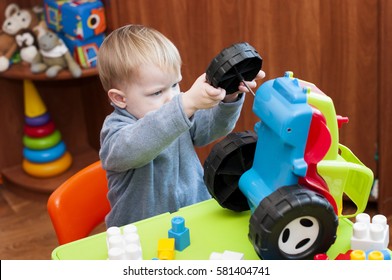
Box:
[223,70,266,103]
[182,73,226,117]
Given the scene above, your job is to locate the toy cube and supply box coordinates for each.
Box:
[61,0,106,40]
[157,238,175,260]
[168,216,190,251]
[60,33,104,68]
[44,0,72,32]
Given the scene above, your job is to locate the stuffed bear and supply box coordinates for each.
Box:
[31,29,82,78]
[0,3,41,71]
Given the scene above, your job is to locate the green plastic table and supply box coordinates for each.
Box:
[51,199,353,260]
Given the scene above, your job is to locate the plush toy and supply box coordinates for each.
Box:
[15,29,40,64]
[0,3,41,71]
[31,29,82,78]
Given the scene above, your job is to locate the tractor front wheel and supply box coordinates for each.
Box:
[249,185,338,260]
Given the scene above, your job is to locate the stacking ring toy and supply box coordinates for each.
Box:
[23,141,66,163]
[22,151,72,178]
[23,130,61,150]
[24,120,55,137]
[25,112,51,127]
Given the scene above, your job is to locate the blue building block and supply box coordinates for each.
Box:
[168,216,190,251]
[59,33,104,68]
[44,0,71,32]
[61,0,106,40]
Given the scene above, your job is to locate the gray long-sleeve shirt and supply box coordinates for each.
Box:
[100,93,244,227]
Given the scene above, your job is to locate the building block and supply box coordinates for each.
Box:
[106,225,142,260]
[351,213,389,251]
[60,33,104,68]
[366,249,391,260]
[168,216,190,251]
[44,0,71,32]
[209,250,245,260]
[366,250,384,260]
[350,250,366,260]
[61,0,106,40]
[157,238,175,260]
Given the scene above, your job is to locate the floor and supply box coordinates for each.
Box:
[0,183,391,260]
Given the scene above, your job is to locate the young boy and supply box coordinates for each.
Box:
[98,24,264,227]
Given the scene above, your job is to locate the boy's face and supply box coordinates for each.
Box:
[110,64,182,119]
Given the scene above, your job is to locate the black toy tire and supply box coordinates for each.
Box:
[206,42,262,94]
[203,131,257,212]
[249,185,338,260]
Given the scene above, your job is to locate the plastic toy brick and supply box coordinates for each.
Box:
[61,0,106,40]
[157,238,175,260]
[366,250,384,260]
[106,225,142,260]
[60,33,104,68]
[168,216,190,251]
[44,0,69,32]
[209,250,245,260]
[313,253,329,260]
[350,250,366,260]
[350,249,391,260]
[367,249,391,260]
[351,213,389,251]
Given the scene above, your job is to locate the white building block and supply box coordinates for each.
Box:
[351,213,389,251]
[106,225,143,260]
[209,250,245,260]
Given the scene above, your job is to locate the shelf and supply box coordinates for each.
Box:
[0,63,98,81]
[1,148,99,194]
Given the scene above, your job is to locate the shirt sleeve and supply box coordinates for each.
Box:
[100,94,193,172]
[190,93,245,146]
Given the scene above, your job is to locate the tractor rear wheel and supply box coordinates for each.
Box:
[203,131,257,211]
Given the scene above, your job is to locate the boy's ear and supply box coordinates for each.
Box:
[108,89,127,108]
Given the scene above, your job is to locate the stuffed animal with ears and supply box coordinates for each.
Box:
[15,28,40,64]
[0,3,40,71]
[31,29,82,78]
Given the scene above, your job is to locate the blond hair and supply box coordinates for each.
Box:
[98,24,182,92]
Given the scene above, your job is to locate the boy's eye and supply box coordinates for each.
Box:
[152,91,162,96]
[172,83,178,88]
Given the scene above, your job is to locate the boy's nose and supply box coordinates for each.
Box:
[165,91,176,103]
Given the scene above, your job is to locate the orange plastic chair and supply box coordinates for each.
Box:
[47,161,111,245]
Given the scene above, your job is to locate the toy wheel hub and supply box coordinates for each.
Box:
[278,216,320,255]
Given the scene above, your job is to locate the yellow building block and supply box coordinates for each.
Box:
[157,238,175,260]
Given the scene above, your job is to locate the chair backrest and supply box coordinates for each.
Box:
[47,161,110,245]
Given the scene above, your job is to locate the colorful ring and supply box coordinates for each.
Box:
[23,141,66,163]
[22,151,72,178]
[24,120,55,137]
[23,130,61,150]
[25,112,51,127]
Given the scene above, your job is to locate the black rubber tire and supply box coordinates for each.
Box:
[203,131,257,211]
[249,185,338,260]
[206,42,262,94]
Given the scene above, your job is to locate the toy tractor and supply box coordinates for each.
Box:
[204,43,374,260]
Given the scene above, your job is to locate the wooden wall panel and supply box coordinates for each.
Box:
[318,0,378,175]
[379,0,392,215]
